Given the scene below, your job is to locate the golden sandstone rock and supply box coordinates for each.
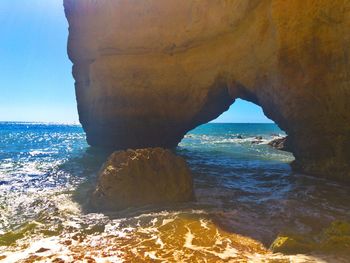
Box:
[91,148,193,210]
[64,0,350,182]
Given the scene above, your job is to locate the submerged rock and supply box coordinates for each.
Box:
[268,137,290,152]
[270,221,350,255]
[91,148,194,211]
[319,221,350,253]
[270,235,314,254]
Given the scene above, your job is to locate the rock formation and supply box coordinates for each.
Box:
[270,221,350,255]
[64,0,350,182]
[268,137,290,152]
[91,148,193,210]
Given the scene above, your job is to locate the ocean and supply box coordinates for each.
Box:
[0,122,349,262]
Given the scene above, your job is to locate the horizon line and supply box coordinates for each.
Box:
[0,120,276,125]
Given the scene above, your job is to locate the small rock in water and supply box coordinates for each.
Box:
[252,136,263,144]
[237,135,243,139]
[268,137,290,151]
[91,148,194,211]
[36,247,50,253]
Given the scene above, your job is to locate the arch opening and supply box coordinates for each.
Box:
[211,99,274,124]
[179,98,295,164]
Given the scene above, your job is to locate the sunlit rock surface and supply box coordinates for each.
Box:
[91,148,193,210]
[64,0,350,182]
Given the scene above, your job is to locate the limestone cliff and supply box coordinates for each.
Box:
[64,0,350,182]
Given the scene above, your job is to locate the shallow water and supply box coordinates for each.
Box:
[0,122,349,262]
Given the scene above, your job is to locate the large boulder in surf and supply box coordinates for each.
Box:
[64,0,350,182]
[91,148,194,211]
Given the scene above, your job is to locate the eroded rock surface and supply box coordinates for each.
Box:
[91,148,193,210]
[64,0,350,182]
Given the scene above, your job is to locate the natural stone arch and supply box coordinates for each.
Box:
[64,0,350,182]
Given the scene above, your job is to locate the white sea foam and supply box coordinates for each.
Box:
[183,226,239,260]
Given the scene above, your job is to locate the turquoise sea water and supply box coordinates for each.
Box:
[0,122,349,262]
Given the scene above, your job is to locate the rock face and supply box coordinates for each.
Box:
[64,0,350,182]
[91,148,193,210]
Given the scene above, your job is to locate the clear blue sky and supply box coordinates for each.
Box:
[213,99,272,123]
[0,0,272,124]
